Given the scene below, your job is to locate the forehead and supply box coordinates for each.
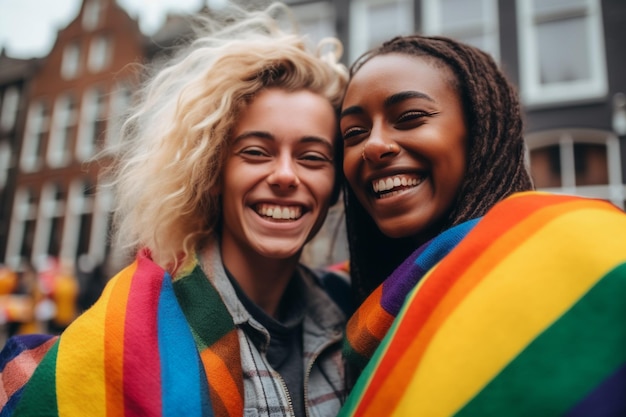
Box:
[233,88,337,140]
[344,53,457,104]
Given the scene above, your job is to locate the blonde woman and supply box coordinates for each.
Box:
[0,3,348,416]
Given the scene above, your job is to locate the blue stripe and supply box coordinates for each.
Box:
[158,273,206,416]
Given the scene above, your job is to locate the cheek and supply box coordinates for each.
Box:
[342,147,361,186]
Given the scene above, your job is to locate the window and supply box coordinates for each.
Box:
[83,0,103,30]
[290,2,336,49]
[21,100,50,172]
[5,188,38,268]
[517,0,607,106]
[1,86,20,131]
[349,0,414,62]
[31,183,66,262]
[0,141,10,189]
[60,179,95,261]
[106,83,133,147]
[422,0,500,60]
[526,129,625,209]
[61,42,82,79]
[88,35,111,72]
[77,86,108,160]
[91,175,114,264]
[48,93,78,167]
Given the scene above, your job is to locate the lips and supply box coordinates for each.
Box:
[371,174,425,198]
[254,203,303,220]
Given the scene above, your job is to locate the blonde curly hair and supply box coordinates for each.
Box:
[108,2,348,270]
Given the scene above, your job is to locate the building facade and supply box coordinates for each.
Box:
[0,52,40,264]
[287,0,626,210]
[2,0,146,272]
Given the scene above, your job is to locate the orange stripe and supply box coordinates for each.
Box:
[358,197,611,416]
[200,331,243,417]
[346,286,394,357]
[104,262,137,417]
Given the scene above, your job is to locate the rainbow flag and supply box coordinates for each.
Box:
[341,192,626,416]
[0,250,243,417]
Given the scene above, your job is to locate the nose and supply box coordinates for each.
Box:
[362,124,400,163]
[267,153,300,189]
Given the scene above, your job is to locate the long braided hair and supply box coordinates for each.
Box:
[344,35,535,304]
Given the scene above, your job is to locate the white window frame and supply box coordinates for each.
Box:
[88,35,111,72]
[83,0,103,31]
[21,101,49,172]
[289,2,336,50]
[516,0,607,106]
[61,42,82,80]
[422,0,500,61]
[5,188,37,269]
[526,128,625,209]
[31,183,66,263]
[1,86,20,131]
[48,93,78,167]
[349,0,415,63]
[0,141,10,189]
[60,178,95,262]
[105,83,132,148]
[91,176,114,264]
[77,86,108,160]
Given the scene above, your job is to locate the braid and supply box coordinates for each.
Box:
[346,35,534,303]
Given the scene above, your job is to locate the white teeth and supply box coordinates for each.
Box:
[371,175,423,193]
[257,204,302,220]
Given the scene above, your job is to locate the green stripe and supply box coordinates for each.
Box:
[172,264,235,348]
[14,339,60,416]
[339,286,418,417]
[455,262,626,417]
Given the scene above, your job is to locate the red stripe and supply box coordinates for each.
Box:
[122,250,165,416]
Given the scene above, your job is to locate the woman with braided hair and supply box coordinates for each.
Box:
[339,34,626,416]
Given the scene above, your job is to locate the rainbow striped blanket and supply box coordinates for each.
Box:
[341,192,626,416]
[0,250,242,416]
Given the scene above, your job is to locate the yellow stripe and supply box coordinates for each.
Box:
[393,206,626,417]
[55,269,126,416]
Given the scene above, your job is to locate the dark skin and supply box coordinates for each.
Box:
[341,53,468,246]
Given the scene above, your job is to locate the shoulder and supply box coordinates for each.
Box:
[300,262,353,317]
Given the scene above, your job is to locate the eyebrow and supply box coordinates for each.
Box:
[232,130,335,153]
[340,90,436,120]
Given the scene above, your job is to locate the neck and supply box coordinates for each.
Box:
[219,244,300,318]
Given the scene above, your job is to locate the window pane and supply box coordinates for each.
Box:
[530,146,562,188]
[367,2,410,48]
[1,87,20,130]
[532,0,587,14]
[441,0,483,31]
[62,43,81,79]
[537,17,590,84]
[574,143,608,185]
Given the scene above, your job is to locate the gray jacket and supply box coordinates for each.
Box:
[201,241,347,417]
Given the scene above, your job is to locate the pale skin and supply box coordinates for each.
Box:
[215,88,337,317]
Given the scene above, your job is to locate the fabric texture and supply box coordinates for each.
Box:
[0,240,347,417]
[341,191,626,417]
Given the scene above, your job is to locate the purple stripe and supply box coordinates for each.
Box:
[566,363,626,417]
[380,244,428,315]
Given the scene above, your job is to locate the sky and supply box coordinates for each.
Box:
[0,0,213,59]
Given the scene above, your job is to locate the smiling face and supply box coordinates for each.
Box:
[341,53,467,241]
[219,88,337,264]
